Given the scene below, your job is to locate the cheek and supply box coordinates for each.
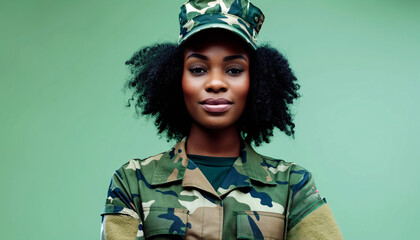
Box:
[237,76,250,104]
[181,74,198,107]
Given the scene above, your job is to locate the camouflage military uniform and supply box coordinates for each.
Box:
[101,138,341,239]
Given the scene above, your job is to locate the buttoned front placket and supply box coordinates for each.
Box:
[182,160,224,240]
[150,138,225,239]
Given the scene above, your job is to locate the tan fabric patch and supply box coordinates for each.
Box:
[102,214,139,240]
[287,204,342,240]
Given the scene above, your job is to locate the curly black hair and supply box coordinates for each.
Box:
[125,42,300,146]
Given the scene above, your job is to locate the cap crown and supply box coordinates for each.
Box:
[179,0,265,49]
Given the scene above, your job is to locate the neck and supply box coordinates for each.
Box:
[186,123,241,157]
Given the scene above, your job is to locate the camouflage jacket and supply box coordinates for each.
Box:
[101,139,339,239]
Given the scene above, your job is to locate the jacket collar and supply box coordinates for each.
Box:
[150,138,277,188]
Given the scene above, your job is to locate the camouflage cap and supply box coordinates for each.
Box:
[178,0,265,49]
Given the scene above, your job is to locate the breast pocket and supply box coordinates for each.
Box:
[235,211,285,240]
[143,207,189,239]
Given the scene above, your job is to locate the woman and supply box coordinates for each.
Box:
[101,1,342,239]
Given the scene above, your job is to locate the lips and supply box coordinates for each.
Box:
[200,98,232,113]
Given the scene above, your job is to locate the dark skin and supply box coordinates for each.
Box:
[182,36,250,157]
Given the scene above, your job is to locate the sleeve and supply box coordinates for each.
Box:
[285,166,342,239]
[101,164,145,240]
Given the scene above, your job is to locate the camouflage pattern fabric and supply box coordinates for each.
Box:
[179,0,265,49]
[101,138,328,239]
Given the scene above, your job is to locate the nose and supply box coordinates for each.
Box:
[205,70,227,93]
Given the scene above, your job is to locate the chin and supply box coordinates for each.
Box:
[204,124,232,130]
[197,118,239,131]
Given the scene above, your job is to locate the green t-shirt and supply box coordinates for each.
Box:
[187,154,237,191]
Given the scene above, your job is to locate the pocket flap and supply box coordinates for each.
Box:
[236,211,285,240]
[143,207,189,238]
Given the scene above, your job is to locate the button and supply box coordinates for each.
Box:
[254,16,259,23]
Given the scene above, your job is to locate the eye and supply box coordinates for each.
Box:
[226,67,244,75]
[189,67,207,75]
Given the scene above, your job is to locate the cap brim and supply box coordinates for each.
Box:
[179,23,257,50]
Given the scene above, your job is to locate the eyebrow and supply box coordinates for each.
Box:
[186,53,248,62]
[186,53,208,61]
[223,55,247,62]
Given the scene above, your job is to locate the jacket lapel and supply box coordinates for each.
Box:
[151,139,277,198]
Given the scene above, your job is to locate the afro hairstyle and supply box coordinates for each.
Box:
[125,34,300,146]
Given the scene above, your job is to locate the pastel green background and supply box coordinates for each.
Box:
[1,0,419,239]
